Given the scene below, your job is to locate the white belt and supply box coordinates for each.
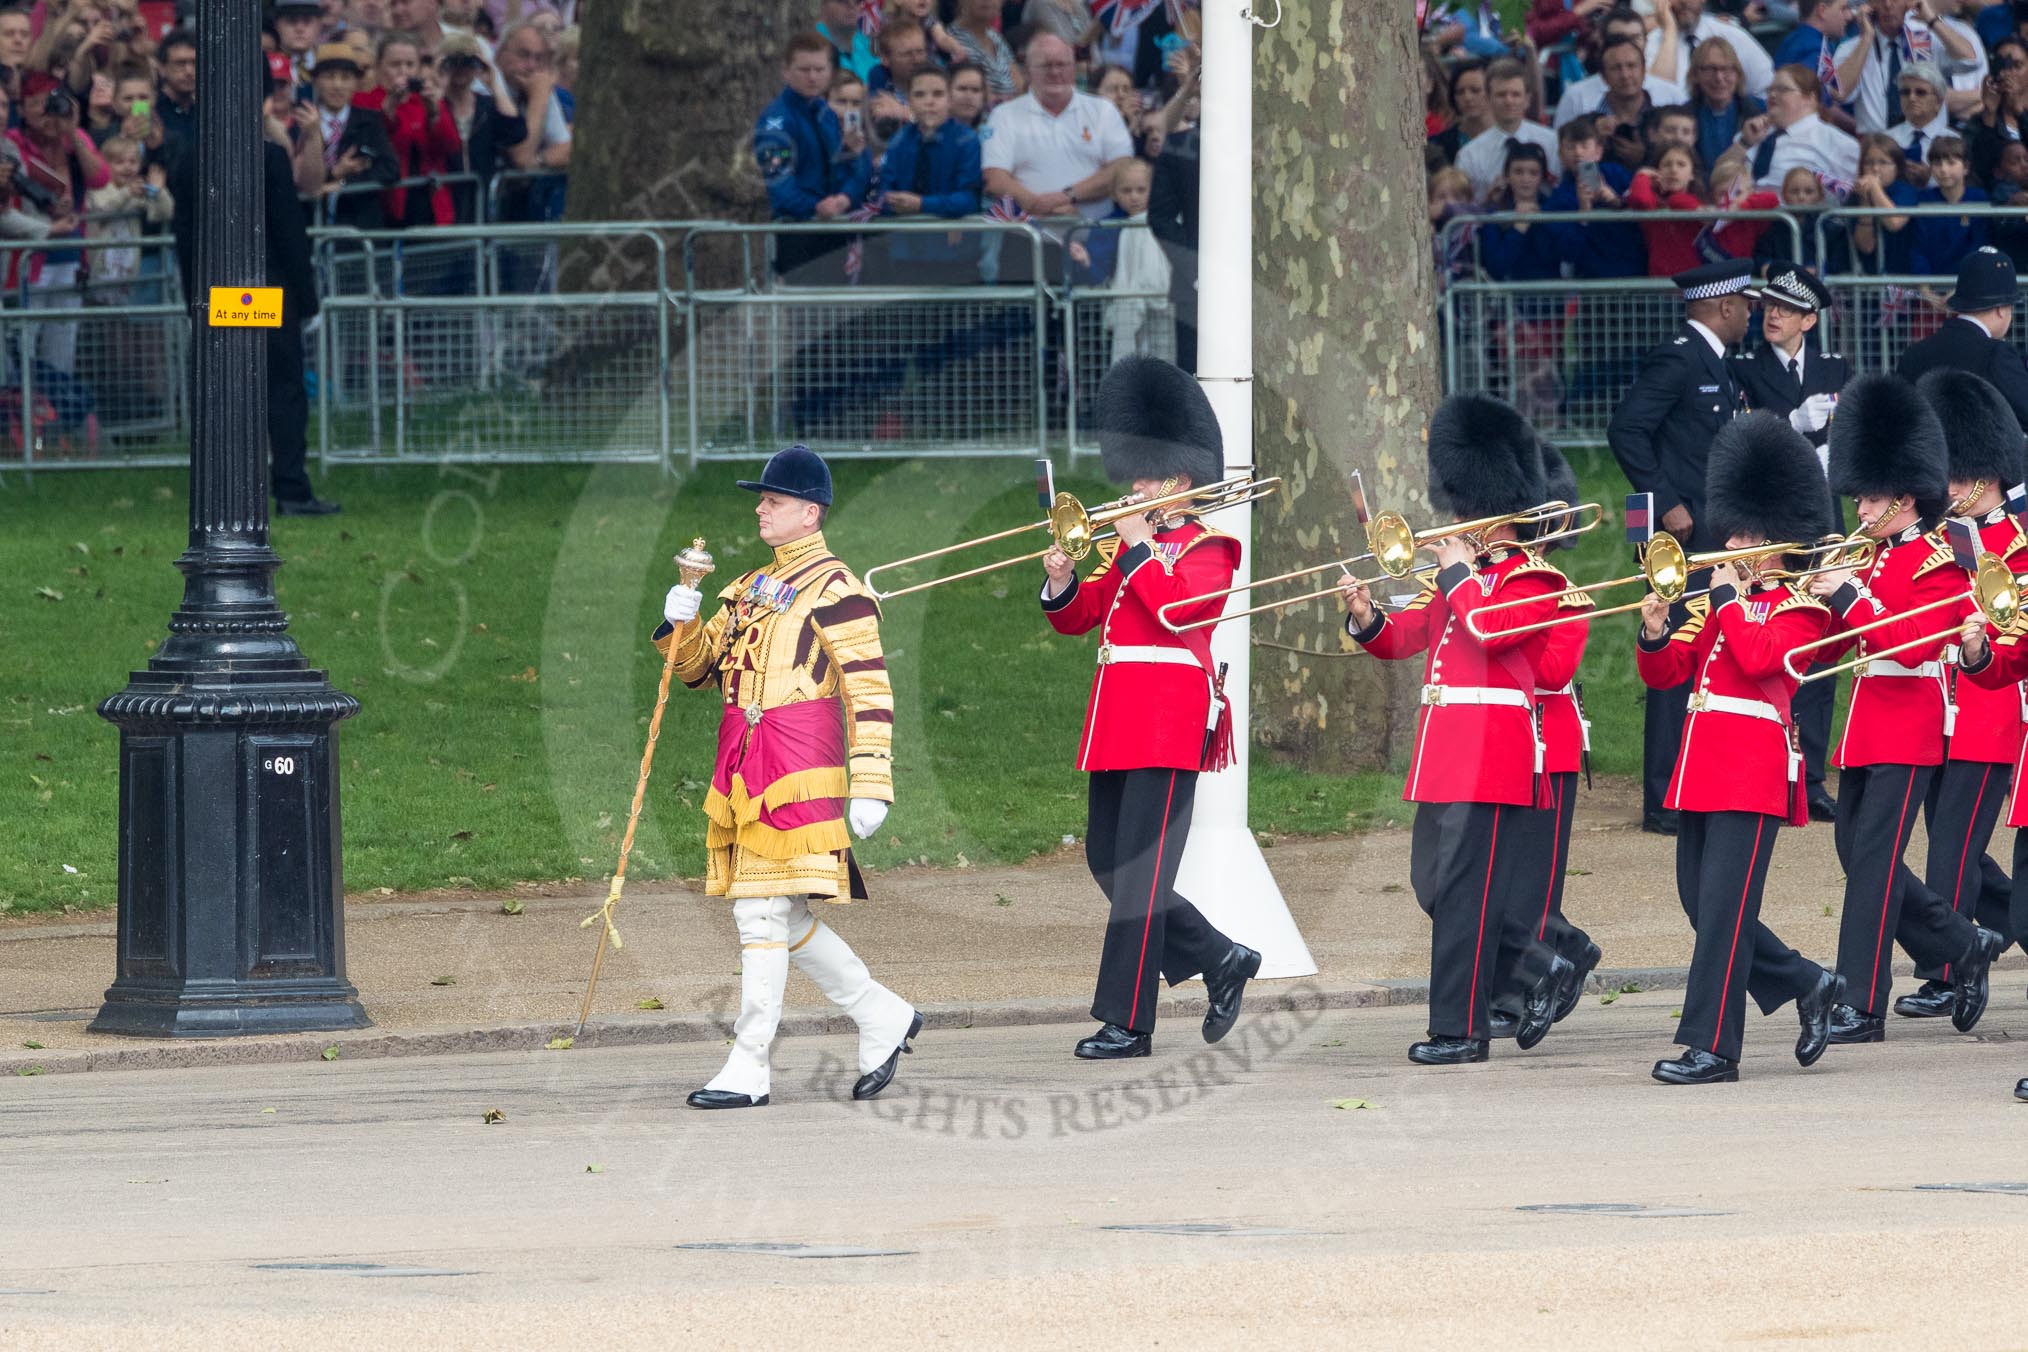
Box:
[1533,682,1575,697]
[1687,691,1783,723]
[1861,658,1944,679]
[1537,683,1592,752]
[1421,684,1531,709]
[1096,644,1200,668]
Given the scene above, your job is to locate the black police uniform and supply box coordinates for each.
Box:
[1608,261,1751,828]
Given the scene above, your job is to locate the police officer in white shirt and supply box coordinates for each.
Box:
[1748,64,1862,188]
[1833,0,1984,134]
[980,31,1134,224]
[1455,56,1562,200]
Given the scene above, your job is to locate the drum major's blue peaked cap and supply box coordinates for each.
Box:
[737,444,834,506]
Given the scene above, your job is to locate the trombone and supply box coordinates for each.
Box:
[1157,500,1602,634]
[1782,552,2022,682]
[1462,531,1878,639]
[863,473,1282,601]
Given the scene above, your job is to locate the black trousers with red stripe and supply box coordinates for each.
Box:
[1086,768,1235,1035]
[1412,800,1532,1041]
[1916,759,2014,981]
[1674,810,1824,1063]
[1513,771,1593,964]
[1832,764,1980,1016]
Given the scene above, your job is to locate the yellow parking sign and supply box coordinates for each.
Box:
[207,287,284,328]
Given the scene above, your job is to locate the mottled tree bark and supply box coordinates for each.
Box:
[1251,2,1441,772]
[566,0,798,292]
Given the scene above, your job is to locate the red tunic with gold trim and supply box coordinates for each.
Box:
[1042,519,1239,772]
[652,531,893,901]
[1818,524,1967,769]
[1534,591,1592,775]
[1954,592,2028,827]
[1349,547,1561,807]
[1636,581,1829,821]
[1947,508,2028,766]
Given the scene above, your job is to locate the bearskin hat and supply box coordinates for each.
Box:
[1426,394,1545,520]
[1827,373,1949,519]
[1916,368,2025,492]
[1521,440,1582,551]
[1706,412,1837,549]
[1096,356,1223,488]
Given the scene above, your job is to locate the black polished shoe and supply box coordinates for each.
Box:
[1795,970,1846,1068]
[1892,979,1956,1019]
[1516,955,1572,1051]
[1640,811,1679,837]
[1651,1047,1740,1084]
[1408,1036,1489,1065]
[852,1010,924,1101]
[276,496,342,516]
[687,1089,768,1109]
[1074,1022,1151,1059]
[1807,789,1838,823]
[1827,1003,1885,1044]
[1554,942,1601,1023]
[1487,1009,1520,1039]
[1951,927,2005,1033]
[1200,942,1262,1045]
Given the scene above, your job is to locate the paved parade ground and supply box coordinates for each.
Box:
[3,992,2025,1349]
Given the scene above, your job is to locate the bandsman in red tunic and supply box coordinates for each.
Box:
[1892,370,2028,1020]
[1040,357,1262,1061]
[1338,395,1572,1066]
[1635,413,1846,1084]
[1803,376,2004,1045]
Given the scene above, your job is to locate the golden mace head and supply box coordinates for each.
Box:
[675,537,715,589]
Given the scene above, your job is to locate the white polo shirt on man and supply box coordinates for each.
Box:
[980,88,1135,220]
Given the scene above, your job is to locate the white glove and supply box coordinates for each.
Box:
[1789,392,1836,434]
[848,798,888,840]
[1815,442,1831,476]
[663,584,701,625]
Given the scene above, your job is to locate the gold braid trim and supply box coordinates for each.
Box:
[705,816,852,861]
[703,767,852,827]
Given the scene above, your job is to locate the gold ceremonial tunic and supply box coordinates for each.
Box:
[654,532,894,900]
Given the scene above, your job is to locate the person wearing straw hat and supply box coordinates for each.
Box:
[1802,374,2004,1045]
[1339,394,1572,1066]
[1040,357,1261,1062]
[1635,412,1847,1084]
[1896,246,2028,433]
[653,444,920,1108]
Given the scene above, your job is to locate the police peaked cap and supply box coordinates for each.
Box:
[1096,356,1224,488]
[1706,412,1837,548]
[1523,440,1582,551]
[1426,394,1545,520]
[1916,368,2026,491]
[1827,374,1949,519]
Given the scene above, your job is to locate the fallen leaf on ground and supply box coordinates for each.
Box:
[34,587,62,602]
[500,900,524,916]
[1332,1098,1377,1110]
[320,1046,339,1061]
[430,975,457,986]
[22,1041,42,1050]
[636,997,665,1010]
[17,1067,46,1077]
[546,1036,574,1051]
[261,1108,276,1115]
[585,1163,605,1174]
[483,1109,506,1124]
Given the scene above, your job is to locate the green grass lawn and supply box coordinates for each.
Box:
[1,458,1417,914]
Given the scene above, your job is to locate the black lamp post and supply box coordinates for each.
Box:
[92,0,366,1036]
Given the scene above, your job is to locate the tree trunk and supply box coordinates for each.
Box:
[1250,3,1442,773]
[566,0,797,292]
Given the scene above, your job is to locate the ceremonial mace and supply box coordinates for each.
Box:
[573,538,715,1036]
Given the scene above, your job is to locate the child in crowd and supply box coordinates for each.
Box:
[1702,149,1782,259]
[829,70,869,159]
[1849,133,1916,271]
[877,64,983,281]
[1908,135,1988,277]
[1646,104,1697,155]
[1477,140,1563,421]
[1093,158,1175,361]
[1625,142,1709,276]
[1070,153,1153,284]
[1991,140,2028,205]
[1754,165,1851,274]
[947,61,988,129]
[83,134,171,291]
[1429,165,1478,283]
[1543,114,1647,279]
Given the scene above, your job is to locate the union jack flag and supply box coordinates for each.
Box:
[985,195,1030,222]
[842,190,885,284]
[856,0,882,36]
[1090,0,1161,39]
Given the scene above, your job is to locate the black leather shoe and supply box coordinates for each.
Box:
[1488,1009,1520,1039]
[852,1010,924,1101]
[1201,942,1262,1044]
[1554,941,1601,1023]
[1652,1047,1739,1084]
[1516,955,1572,1051]
[1409,1036,1489,1065]
[1827,1003,1884,1044]
[2016,1077,2028,1102]
[1641,811,1679,837]
[687,1089,768,1109]
[276,496,342,516]
[1074,1023,1151,1059]
[1892,979,1956,1019]
[1951,927,2005,1033]
[1807,789,1838,823]
[1795,970,1845,1068]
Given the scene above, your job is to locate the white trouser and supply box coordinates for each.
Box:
[703,896,915,1096]
[786,902,915,1074]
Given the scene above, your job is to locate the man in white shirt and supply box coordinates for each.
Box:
[981,32,1134,222]
[1553,10,1686,128]
[1833,0,1983,133]
[1647,0,1775,99]
[1750,65,1861,189]
[1885,61,1953,168]
[1455,56,1562,200]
